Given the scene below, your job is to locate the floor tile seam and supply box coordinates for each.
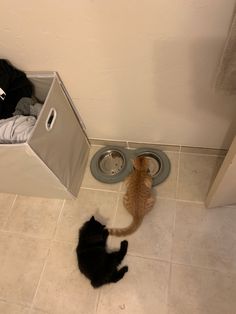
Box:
[0,198,64,239]
[170,200,177,263]
[166,202,177,314]
[111,190,121,228]
[166,262,173,314]
[127,252,171,264]
[175,149,181,200]
[0,229,54,241]
[113,194,234,206]
[175,198,205,204]
[127,142,181,151]
[174,198,236,208]
[176,198,235,208]
[95,289,102,314]
[52,199,65,241]
[1,194,18,230]
[80,186,120,194]
[222,204,236,208]
[179,151,226,158]
[0,297,31,309]
[171,260,236,275]
[91,144,103,147]
[164,150,181,153]
[108,193,122,248]
[81,186,213,205]
[52,239,76,246]
[91,142,225,156]
[28,200,68,312]
[118,193,178,202]
[29,237,55,312]
[156,196,176,202]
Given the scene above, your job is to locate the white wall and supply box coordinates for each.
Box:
[1,0,236,149]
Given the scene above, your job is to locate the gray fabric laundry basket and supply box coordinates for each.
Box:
[0,72,90,199]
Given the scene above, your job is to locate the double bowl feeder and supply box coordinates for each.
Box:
[90,146,171,186]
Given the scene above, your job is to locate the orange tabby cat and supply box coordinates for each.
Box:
[109,156,155,236]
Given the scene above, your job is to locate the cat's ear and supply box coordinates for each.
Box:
[90,216,95,222]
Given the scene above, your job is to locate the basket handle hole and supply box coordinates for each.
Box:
[46,108,57,131]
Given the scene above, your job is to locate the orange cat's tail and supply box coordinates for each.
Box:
[108,216,142,237]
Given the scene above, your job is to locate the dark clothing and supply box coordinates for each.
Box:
[0,60,33,119]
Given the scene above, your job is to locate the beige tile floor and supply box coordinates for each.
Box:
[0,146,235,314]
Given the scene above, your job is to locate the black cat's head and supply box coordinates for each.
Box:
[80,216,109,239]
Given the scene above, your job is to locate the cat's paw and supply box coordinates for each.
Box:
[121,240,128,250]
[122,265,128,273]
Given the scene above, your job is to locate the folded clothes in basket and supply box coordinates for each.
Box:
[13,97,43,117]
[0,115,36,144]
[0,97,43,144]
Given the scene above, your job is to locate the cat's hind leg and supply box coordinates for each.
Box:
[109,240,128,264]
[109,266,128,283]
[146,196,155,211]
[119,240,128,261]
[144,178,152,188]
[123,194,129,208]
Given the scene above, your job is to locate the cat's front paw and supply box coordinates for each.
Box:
[121,240,128,252]
[122,265,128,273]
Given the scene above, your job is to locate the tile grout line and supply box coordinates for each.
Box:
[114,180,124,225]
[0,297,31,310]
[0,231,73,245]
[28,244,52,314]
[166,202,177,313]
[81,187,224,206]
[167,263,173,314]
[52,199,66,240]
[171,260,236,275]
[80,186,120,194]
[94,184,122,314]
[127,252,171,264]
[166,150,180,313]
[29,199,66,313]
[173,198,204,204]
[158,196,201,203]
[0,229,53,240]
[95,289,102,314]
[1,194,18,231]
[90,141,226,156]
[175,148,181,200]
[0,232,72,245]
[108,184,122,248]
[113,182,123,227]
[0,200,67,241]
[95,181,122,313]
[179,150,226,158]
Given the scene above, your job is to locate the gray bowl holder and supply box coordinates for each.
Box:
[90,146,171,186]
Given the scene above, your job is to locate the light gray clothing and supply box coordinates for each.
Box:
[0,115,36,143]
[13,97,43,118]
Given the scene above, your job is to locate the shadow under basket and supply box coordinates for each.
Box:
[90,146,171,186]
[0,72,90,199]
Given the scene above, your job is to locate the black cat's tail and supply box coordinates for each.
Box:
[108,216,142,237]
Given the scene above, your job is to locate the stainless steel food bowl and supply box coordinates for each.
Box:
[98,149,126,176]
[90,147,132,184]
[132,148,171,186]
[139,153,162,176]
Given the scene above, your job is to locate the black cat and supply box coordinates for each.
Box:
[76,216,128,288]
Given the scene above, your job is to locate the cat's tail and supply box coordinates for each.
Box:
[108,216,142,237]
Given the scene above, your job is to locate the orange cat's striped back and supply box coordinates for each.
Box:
[109,156,155,236]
